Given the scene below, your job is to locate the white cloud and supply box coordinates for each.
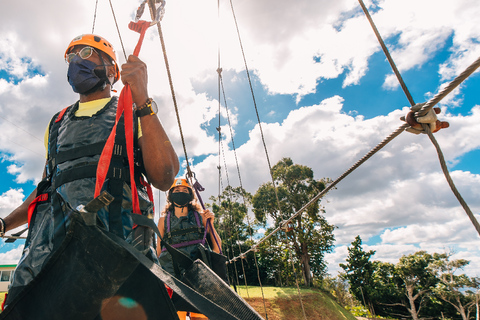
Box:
[1,0,479,280]
[0,245,24,265]
[0,189,25,216]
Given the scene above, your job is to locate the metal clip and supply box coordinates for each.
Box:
[135,0,166,26]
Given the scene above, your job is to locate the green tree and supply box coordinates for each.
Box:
[392,251,441,320]
[208,185,252,245]
[431,255,480,320]
[340,235,377,316]
[207,186,260,285]
[369,261,404,317]
[252,157,335,287]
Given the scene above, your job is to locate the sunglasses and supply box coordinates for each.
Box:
[65,46,97,64]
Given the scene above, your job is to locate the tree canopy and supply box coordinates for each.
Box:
[252,157,335,286]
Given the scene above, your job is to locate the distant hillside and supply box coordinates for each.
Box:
[236,286,357,320]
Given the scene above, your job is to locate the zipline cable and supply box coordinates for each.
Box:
[230,22,480,260]
[219,139,251,297]
[231,123,407,259]
[216,0,270,309]
[227,2,307,317]
[358,0,480,236]
[217,73,254,298]
[227,0,282,209]
[416,55,480,117]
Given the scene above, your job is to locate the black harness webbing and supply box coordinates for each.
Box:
[108,114,128,237]
[47,106,72,251]
[165,227,204,239]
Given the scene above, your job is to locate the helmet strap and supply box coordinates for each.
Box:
[96,50,113,86]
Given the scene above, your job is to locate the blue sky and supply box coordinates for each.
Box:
[1,0,480,278]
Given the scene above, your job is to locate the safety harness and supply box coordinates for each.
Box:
[161,210,207,253]
[46,99,141,239]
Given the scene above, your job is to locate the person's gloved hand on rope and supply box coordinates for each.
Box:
[401,102,449,134]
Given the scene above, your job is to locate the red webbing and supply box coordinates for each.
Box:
[27,193,49,226]
[94,20,152,214]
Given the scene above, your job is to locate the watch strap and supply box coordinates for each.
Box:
[135,98,154,117]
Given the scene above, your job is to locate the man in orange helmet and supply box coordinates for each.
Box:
[1,34,179,309]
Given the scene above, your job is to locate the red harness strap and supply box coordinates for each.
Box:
[27,193,49,227]
[94,20,153,215]
[55,107,69,123]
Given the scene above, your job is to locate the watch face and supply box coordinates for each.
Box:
[150,100,158,113]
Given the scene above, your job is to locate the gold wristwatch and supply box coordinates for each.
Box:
[135,98,158,117]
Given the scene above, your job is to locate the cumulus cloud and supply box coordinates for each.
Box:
[0,245,24,265]
[1,0,479,279]
[190,94,480,277]
[0,189,25,215]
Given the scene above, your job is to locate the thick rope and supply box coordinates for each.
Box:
[107,0,127,61]
[230,53,480,260]
[358,0,415,107]
[416,55,480,117]
[424,125,480,236]
[146,0,193,178]
[92,0,99,34]
[358,0,480,235]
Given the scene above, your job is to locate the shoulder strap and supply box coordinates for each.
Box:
[166,211,171,233]
[47,104,75,176]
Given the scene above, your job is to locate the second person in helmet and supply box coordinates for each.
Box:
[157,178,222,271]
[157,178,222,320]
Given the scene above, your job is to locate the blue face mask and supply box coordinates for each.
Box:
[67,55,106,94]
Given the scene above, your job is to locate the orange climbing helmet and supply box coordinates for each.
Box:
[64,34,120,83]
[169,178,193,192]
[167,178,194,204]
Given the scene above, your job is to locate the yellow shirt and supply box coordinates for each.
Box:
[44,98,142,157]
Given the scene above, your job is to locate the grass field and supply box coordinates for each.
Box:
[0,287,356,319]
[235,286,357,320]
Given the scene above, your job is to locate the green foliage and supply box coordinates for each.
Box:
[208,185,253,244]
[341,246,480,320]
[339,235,377,315]
[207,186,270,286]
[320,274,358,308]
[431,255,480,320]
[345,305,371,317]
[252,157,335,287]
